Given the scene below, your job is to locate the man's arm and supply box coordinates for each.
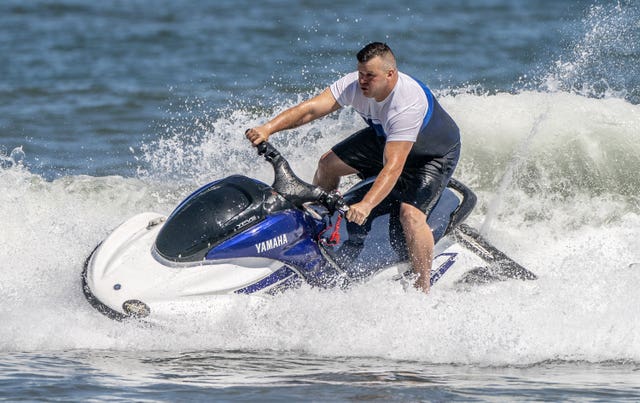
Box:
[346,141,413,225]
[246,88,341,145]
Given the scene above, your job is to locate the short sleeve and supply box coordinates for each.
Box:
[329,72,359,107]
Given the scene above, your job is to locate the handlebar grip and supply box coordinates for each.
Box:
[245,129,271,156]
[337,202,350,215]
[257,142,268,155]
[323,190,349,214]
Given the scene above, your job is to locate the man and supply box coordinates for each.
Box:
[246,42,460,293]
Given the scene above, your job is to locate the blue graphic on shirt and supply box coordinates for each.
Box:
[363,76,435,138]
[364,118,386,137]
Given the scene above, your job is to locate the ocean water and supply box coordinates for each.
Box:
[1,0,639,401]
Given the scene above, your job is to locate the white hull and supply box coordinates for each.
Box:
[83,212,497,320]
[83,213,295,319]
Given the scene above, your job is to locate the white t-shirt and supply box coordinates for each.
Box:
[329,71,429,143]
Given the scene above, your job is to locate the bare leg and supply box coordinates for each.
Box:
[399,202,434,293]
[313,150,358,191]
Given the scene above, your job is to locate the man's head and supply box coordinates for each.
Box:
[356,42,398,101]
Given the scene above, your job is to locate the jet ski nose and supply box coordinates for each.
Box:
[122,299,150,318]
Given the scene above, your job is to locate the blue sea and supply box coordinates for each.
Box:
[1,0,639,401]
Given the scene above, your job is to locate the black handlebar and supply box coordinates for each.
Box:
[253,139,347,214]
[256,141,270,156]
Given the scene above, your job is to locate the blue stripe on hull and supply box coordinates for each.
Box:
[430,252,457,286]
[234,266,299,294]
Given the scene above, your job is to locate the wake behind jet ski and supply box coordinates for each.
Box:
[82,141,535,321]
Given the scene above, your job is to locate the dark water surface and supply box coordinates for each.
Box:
[1,0,639,401]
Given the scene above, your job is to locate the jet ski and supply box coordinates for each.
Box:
[82,141,535,320]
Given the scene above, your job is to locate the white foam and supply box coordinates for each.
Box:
[1,90,638,364]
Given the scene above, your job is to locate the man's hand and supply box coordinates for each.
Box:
[345,200,373,226]
[343,141,412,226]
[245,127,270,146]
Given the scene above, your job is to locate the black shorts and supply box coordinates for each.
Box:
[331,127,460,214]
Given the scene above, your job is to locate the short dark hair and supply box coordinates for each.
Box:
[357,42,395,63]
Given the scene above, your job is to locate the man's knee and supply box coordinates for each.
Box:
[314,151,348,190]
[316,151,335,175]
[316,151,358,180]
[399,203,428,232]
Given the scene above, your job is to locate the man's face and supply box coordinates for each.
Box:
[357,56,393,101]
